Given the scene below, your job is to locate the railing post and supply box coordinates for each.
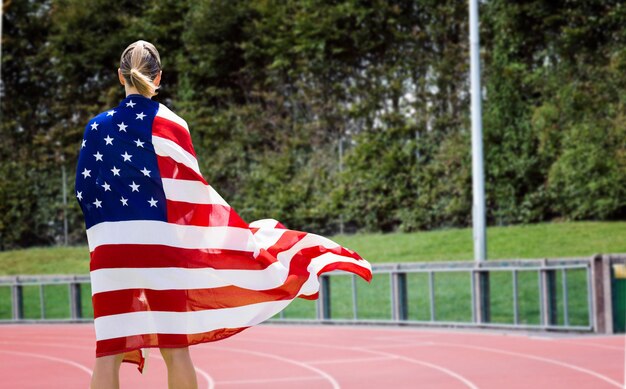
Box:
[540,262,558,326]
[11,279,24,321]
[513,270,519,325]
[590,254,613,333]
[318,275,331,320]
[69,282,83,320]
[429,271,436,321]
[392,272,408,321]
[351,274,358,320]
[561,269,569,326]
[473,269,490,323]
[601,255,615,334]
[39,284,46,319]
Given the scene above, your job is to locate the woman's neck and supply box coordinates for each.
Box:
[124,85,151,98]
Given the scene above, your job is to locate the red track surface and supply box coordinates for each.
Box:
[0,324,624,388]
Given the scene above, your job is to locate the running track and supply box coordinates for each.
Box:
[0,324,624,388]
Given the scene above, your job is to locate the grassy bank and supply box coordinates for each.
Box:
[333,221,626,263]
[1,221,624,276]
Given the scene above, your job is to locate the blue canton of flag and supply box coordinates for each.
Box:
[76,95,167,228]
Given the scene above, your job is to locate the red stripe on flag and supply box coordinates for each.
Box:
[264,230,365,263]
[153,116,196,157]
[166,200,248,228]
[156,155,206,182]
[92,274,306,318]
[265,230,307,258]
[299,244,365,262]
[92,236,370,318]
[316,261,373,283]
[90,244,276,271]
[96,327,249,370]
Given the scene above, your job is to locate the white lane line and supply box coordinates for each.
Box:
[219,376,323,385]
[304,356,397,365]
[558,340,625,351]
[0,340,95,350]
[431,341,623,388]
[355,347,479,389]
[364,342,434,350]
[0,349,93,375]
[0,340,216,389]
[210,346,341,389]
[229,338,478,389]
[371,334,435,341]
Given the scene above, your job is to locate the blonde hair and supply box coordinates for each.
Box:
[120,40,162,97]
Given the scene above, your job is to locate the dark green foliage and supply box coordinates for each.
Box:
[482,0,626,223]
[1,0,624,249]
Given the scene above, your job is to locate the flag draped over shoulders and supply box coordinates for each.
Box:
[75,93,372,372]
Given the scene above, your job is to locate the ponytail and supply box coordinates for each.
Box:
[120,40,162,97]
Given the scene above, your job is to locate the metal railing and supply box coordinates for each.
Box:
[0,275,91,323]
[275,258,593,331]
[272,254,625,333]
[1,254,623,333]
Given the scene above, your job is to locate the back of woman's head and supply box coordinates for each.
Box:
[119,40,162,97]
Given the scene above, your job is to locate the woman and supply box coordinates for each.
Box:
[76,40,372,389]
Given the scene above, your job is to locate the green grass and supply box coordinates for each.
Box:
[0,221,624,275]
[332,221,626,263]
[0,246,90,276]
[0,221,622,324]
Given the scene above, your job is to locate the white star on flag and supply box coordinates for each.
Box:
[136,112,146,120]
[148,197,158,207]
[94,151,103,161]
[104,135,114,145]
[101,182,111,191]
[81,168,91,178]
[117,122,128,132]
[76,191,83,200]
[134,139,145,148]
[111,166,121,176]
[81,139,87,148]
[129,181,140,192]
[93,199,102,208]
[106,110,117,117]
[126,100,136,108]
[140,167,151,177]
[121,151,132,162]
[120,197,129,206]
[90,122,99,130]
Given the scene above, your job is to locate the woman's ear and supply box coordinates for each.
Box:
[118,68,125,86]
[154,71,162,87]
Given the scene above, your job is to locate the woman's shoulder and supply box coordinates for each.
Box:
[154,102,190,132]
[83,107,119,132]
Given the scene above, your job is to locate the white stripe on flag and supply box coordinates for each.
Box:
[162,178,229,206]
[275,234,340,267]
[94,299,292,341]
[90,261,289,295]
[249,219,281,229]
[86,221,256,253]
[251,228,287,251]
[153,136,200,174]
[157,103,190,132]
[298,252,372,296]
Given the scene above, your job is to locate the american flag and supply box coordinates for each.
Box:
[75,94,372,371]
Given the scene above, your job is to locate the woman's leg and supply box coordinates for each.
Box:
[160,347,198,389]
[90,353,124,389]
